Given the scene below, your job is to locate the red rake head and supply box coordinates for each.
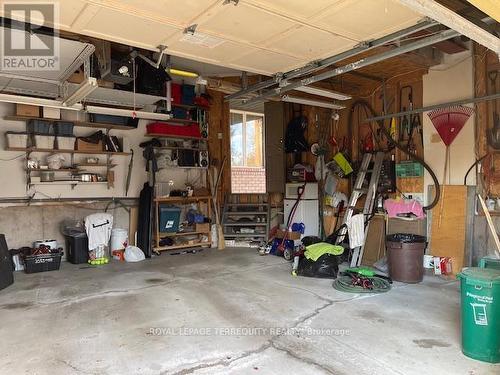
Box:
[427,105,474,146]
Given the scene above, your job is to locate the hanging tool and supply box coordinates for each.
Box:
[399,86,413,142]
[488,71,500,149]
[125,149,134,196]
[400,107,409,142]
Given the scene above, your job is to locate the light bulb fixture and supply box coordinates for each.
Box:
[293,86,351,101]
[167,68,199,78]
[63,77,98,107]
[281,95,345,110]
[86,105,171,121]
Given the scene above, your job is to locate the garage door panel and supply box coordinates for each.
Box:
[229,49,303,74]
[266,26,357,60]
[81,8,180,47]
[314,0,422,41]
[198,3,296,45]
[107,0,219,24]
[247,0,343,19]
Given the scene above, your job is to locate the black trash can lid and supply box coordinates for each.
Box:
[386,233,426,243]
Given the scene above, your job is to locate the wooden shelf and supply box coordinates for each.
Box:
[154,146,206,151]
[75,163,117,168]
[154,195,211,253]
[4,115,136,131]
[5,147,131,155]
[155,195,211,203]
[159,166,208,170]
[27,168,77,172]
[145,134,206,141]
[28,181,107,186]
[159,230,210,237]
[153,241,211,252]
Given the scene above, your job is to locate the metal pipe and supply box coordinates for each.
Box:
[364,93,500,122]
[225,19,438,100]
[243,28,459,106]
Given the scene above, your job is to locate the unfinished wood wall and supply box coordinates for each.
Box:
[207,89,231,203]
[474,43,500,196]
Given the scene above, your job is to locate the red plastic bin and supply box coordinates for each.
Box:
[147,122,201,138]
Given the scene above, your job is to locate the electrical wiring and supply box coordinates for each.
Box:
[0,153,25,161]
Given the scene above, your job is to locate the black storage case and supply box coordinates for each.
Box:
[0,234,14,291]
[65,233,89,264]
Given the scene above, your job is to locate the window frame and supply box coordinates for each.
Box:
[229,109,265,169]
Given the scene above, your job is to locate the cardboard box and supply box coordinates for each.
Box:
[42,107,61,119]
[76,138,103,152]
[195,223,210,233]
[275,229,301,240]
[68,68,84,84]
[16,104,40,117]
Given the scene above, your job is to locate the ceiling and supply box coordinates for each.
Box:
[1,0,425,76]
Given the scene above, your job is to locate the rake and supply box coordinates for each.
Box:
[427,105,474,226]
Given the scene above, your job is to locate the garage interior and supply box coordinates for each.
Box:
[0,0,499,374]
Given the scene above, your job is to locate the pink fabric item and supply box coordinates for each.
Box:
[384,199,425,219]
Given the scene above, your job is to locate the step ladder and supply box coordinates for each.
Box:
[335,152,385,267]
[222,194,271,242]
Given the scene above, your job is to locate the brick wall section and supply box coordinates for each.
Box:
[231,167,266,193]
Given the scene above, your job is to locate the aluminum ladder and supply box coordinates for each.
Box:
[335,152,385,267]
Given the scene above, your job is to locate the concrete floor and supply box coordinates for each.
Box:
[0,248,498,375]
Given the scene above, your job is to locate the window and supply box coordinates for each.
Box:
[230,111,264,168]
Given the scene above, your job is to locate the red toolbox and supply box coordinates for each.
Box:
[147,122,201,138]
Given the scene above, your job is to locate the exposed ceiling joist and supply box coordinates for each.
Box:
[398,0,500,54]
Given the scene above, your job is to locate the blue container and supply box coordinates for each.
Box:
[158,205,181,233]
[181,84,196,105]
[27,119,53,135]
[53,121,74,136]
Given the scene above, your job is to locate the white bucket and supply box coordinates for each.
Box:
[111,228,128,251]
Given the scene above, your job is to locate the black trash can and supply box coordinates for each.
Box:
[386,233,426,283]
[65,232,89,264]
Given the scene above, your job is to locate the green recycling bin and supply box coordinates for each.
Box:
[457,267,500,363]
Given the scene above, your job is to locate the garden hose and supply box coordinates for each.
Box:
[333,275,392,293]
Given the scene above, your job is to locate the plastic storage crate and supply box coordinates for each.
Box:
[53,122,74,136]
[34,135,55,149]
[5,132,29,148]
[158,205,181,233]
[24,252,62,273]
[55,135,76,150]
[27,119,53,135]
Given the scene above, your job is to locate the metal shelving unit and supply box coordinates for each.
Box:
[222,194,271,241]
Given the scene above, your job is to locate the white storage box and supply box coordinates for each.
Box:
[34,134,55,149]
[55,136,76,150]
[6,132,29,148]
[42,107,61,119]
